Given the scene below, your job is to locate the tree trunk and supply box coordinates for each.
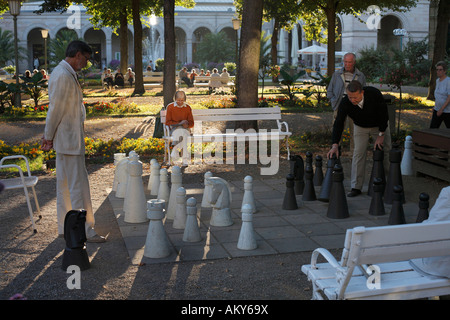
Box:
[271,19,279,82]
[236,0,264,131]
[427,0,450,100]
[119,9,128,73]
[132,0,145,95]
[325,0,337,76]
[163,0,176,108]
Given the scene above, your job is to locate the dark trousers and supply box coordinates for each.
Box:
[430,109,450,128]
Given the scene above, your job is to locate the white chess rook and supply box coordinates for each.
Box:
[124,153,148,224]
[241,175,257,214]
[147,159,158,192]
[208,177,233,227]
[183,197,202,242]
[173,187,187,229]
[401,135,413,176]
[112,153,126,192]
[167,166,182,220]
[150,161,161,196]
[237,204,257,250]
[144,199,171,258]
[157,168,170,203]
[201,171,213,208]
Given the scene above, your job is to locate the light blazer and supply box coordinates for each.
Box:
[44,60,86,155]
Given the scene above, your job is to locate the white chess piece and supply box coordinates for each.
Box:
[144,199,171,258]
[115,156,130,198]
[183,197,202,242]
[157,168,170,202]
[201,171,213,208]
[167,166,182,220]
[401,135,413,176]
[208,177,233,227]
[150,161,161,196]
[147,159,158,192]
[113,153,126,192]
[124,153,148,223]
[237,204,257,250]
[173,187,187,229]
[241,175,257,214]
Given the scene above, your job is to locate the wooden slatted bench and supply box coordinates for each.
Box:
[301,221,450,300]
[412,129,450,182]
[160,106,291,164]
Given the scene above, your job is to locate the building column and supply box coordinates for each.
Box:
[186,36,193,64]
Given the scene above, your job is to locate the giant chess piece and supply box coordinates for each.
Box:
[416,192,430,223]
[201,171,213,208]
[327,164,349,219]
[157,168,170,203]
[112,153,126,192]
[147,159,158,192]
[388,185,406,225]
[150,161,161,196]
[115,154,131,198]
[124,153,148,224]
[369,178,385,216]
[384,144,405,204]
[313,155,324,186]
[302,164,317,201]
[173,187,187,229]
[401,135,413,176]
[208,177,233,227]
[318,154,337,202]
[282,174,298,210]
[367,147,386,197]
[183,197,202,242]
[144,199,171,258]
[237,204,257,251]
[241,176,257,214]
[62,210,90,271]
[305,151,313,167]
[290,155,304,195]
[167,166,182,220]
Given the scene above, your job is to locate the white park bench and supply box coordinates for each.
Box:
[301,221,450,300]
[160,106,291,164]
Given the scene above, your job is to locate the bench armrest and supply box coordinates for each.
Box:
[277,120,290,134]
[1,155,32,176]
[311,248,341,269]
[0,163,27,186]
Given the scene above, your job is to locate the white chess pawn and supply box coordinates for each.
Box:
[173,187,187,229]
[157,168,170,202]
[150,161,161,196]
[183,197,202,242]
[241,175,257,214]
[112,153,126,192]
[147,159,158,192]
[124,153,148,223]
[401,135,413,176]
[123,151,138,213]
[201,171,213,208]
[144,199,171,258]
[237,204,257,250]
[167,166,182,220]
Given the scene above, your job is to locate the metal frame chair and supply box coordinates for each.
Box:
[0,155,41,233]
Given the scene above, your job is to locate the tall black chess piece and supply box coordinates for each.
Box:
[318,154,337,202]
[369,178,385,216]
[302,164,317,201]
[62,210,90,271]
[313,155,324,186]
[327,164,349,219]
[416,193,430,223]
[290,155,304,195]
[388,185,406,225]
[367,147,386,196]
[282,174,298,210]
[384,144,405,204]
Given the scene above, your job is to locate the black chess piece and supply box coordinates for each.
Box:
[282,174,298,210]
[290,155,304,195]
[302,164,317,201]
[388,185,406,225]
[327,164,349,219]
[416,192,430,223]
[62,210,90,271]
[369,178,385,216]
[367,147,386,196]
[385,144,405,204]
[318,154,337,202]
[313,155,324,186]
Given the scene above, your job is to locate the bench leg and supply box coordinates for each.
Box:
[31,186,42,219]
[285,137,290,159]
[22,185,37,233]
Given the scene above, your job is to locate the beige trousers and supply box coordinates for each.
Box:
[56,153,95,236]
[333,109,354,153]
[351,124,391,190]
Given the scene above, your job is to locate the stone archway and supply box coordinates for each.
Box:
[377,15,402,50]
[84,28,106,69]
[192,27,211,63]
[175,27,187,65]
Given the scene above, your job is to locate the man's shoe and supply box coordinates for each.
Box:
[347,188,361,197]
[87,234,107,243]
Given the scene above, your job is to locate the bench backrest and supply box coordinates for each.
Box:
[343,221,450,268]
[160,107,281,124]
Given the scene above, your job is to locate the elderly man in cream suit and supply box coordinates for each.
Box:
[41,41,105,242]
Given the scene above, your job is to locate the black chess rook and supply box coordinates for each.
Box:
[302,164,316,201]
[282,174,298,210]
[327,164,349,219]
[388,185,406,225]
[318,154,336,202]
[313,155,324,186]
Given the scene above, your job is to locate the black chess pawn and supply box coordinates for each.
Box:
[369,178,385,216]
[318,154,337,202]
[416,193,430,223]
[313,155,324,186]
[388,185,406,225]
[302,164,316,201]
[385,144,405,204]
[62,210,90,271]
[305,151,313,168]
[290,155,304,195]
[367,147,386,196]
[327,164,349,219]
[282,174,298,210]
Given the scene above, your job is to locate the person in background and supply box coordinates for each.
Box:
[125,67,135,87]
[430,61,450,128]
[179,67,193,87]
